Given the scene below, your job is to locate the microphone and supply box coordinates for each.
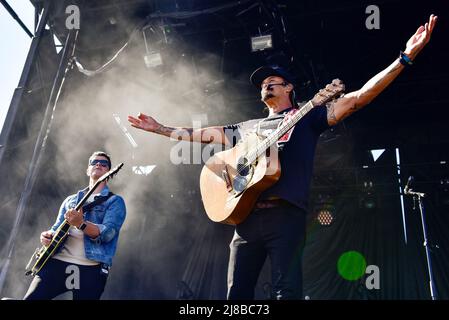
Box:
[404,176,414,194]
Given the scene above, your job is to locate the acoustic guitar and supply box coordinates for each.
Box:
[200,79,345,225]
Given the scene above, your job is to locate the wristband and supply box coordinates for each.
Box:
[399,51,413,66]
[78,221,87,231]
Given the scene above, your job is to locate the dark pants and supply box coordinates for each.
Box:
[24,258,108,300]
[227,203,306,300]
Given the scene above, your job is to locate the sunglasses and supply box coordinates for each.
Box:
[89,159,110,168]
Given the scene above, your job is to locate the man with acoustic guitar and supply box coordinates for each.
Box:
[128,15,437,299]
[24,151,126,300]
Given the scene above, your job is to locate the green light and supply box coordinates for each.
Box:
[337,251,367,281]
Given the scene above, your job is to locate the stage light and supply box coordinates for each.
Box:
[132,165,156,176]
[144,52,163,68]
[370,149,385,162]
[314,194,335,226]
[360,181,377,211]
[317,209,334,226]
[142,24,164,68]
[251,34,273,52]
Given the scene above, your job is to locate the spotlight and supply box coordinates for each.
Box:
[360,181,377,211]
[251,34,273,52]
[317,209,334,226]
[144,52,163,68]
[364,181,373,189]
[142,24,164,68]
[314,194,335,226]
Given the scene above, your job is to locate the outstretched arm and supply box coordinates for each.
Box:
[326,14,437,126]
[128,113,231,146]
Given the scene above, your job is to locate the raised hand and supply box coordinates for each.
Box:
[127,113,162,133]
[404,14,437,60]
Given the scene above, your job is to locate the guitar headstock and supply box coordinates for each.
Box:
[311,79,345,106]
[98,162,124,183]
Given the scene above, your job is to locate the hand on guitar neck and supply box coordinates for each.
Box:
[310,79,345,107]
[64,208,84,228]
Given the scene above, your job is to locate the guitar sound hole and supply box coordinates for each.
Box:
[233,157,252,193]
[237,157,250,177]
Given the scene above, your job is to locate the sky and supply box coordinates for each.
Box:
[0,1,34,133]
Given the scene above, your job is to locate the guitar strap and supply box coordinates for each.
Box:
[51,192,115,256]
[81,192,115,213]
[271,108,300,151]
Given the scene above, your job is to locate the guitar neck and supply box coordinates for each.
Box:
[75,182,102,210]
[52,163,122,233]
[247,101,315,163]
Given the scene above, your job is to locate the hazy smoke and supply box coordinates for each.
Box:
[0,20,259,299]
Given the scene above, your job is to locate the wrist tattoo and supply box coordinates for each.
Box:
[326,101,337,125]
[157,126,194,141]
[156,126,217,143]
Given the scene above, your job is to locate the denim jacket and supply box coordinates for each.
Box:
[50,185,126,267]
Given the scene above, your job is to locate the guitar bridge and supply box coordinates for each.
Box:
[25,247,40,276]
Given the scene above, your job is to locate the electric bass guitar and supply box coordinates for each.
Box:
[25,163,124,276]
[200,79,345,225]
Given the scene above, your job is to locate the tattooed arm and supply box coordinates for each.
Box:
[128,113,230,146]
[326,59,404,126]
[326,14,437,126]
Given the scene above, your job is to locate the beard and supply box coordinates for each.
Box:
[262,92,275,101]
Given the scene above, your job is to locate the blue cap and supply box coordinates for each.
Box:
[250,65,295,88]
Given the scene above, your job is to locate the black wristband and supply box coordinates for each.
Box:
[78,221,87,231]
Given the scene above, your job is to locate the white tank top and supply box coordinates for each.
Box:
[53,194,100,266]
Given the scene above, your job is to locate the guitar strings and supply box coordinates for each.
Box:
[234,102,312,176]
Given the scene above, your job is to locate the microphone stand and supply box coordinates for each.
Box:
[405,187,438,300]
